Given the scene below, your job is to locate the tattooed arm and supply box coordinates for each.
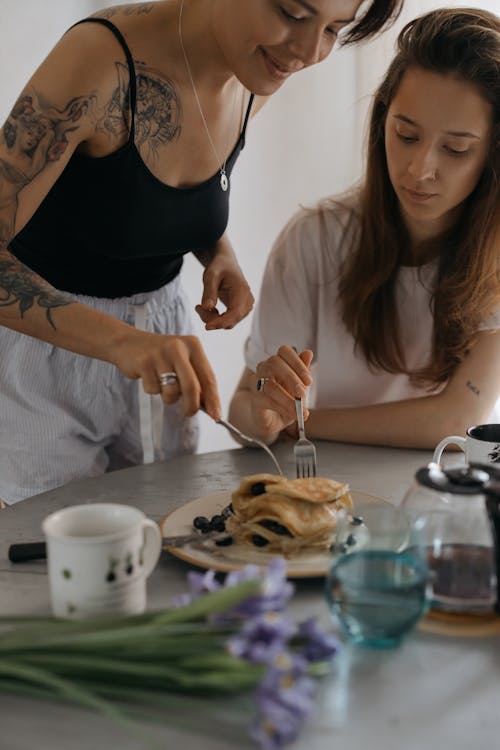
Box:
[0,80,97,329]
[0,23,221,418]
[0,81,100,328]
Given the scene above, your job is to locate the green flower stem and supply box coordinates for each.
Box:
[0,659,123,720]
[0,580,261,653]
[3,629,230,657]
[11,653,263,693]
[152,580,262,624]
[0,577,267,740]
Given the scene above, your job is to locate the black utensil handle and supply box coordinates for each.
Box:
[8,542,47,562]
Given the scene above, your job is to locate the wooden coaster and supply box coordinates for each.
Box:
[418,609,500,638]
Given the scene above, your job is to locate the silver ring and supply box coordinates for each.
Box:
[159,371,178,388]
[256,377,270,392]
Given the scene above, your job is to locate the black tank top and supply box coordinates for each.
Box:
[9,18,254,298]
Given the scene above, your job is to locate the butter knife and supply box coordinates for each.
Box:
[8,531,231,562]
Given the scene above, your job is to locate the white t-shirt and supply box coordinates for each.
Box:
[245,193,500,419]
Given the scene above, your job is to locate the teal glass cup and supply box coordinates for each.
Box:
[325,505,429,648]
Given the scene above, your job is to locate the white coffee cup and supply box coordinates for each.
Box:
[432,424,500,467]
[42,503,162,619]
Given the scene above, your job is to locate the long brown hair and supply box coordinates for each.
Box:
[339,8,500,387]
[341,0,403,44]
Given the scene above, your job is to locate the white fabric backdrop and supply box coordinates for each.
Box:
[0,0,496,454]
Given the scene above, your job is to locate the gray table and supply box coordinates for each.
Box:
[1,441,499,750]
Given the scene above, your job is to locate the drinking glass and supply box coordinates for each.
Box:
[324,505,429,647]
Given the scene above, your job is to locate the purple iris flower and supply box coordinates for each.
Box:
[257,660,317,719]
[250,690,307,750]
[228,557,295,618]
[187,568,221,594]
[166,557,343,750]
[228,613,297,663]
[295,617,340,662]
[250,653,318,749]
[170,569,221,607]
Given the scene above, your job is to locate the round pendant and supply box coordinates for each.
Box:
[220,172,229,192]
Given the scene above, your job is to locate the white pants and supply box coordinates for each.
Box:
[0,276,198,504]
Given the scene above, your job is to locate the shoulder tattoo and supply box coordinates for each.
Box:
[95,4,155,20]
[135,62,182,157]
[102,61,182,159]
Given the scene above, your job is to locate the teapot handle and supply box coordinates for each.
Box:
[485,495,500,614]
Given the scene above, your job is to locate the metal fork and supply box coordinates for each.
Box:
[215,417,284,476]
[294,397,317,478]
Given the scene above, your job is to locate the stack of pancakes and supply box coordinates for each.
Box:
[227,473,353,555]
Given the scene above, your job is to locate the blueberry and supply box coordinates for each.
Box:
[193,516,211,533]
[346,533,356,546]
[215,536,233,547]
[260,520,292,537]
[252,534,269,547]
[250,482,266,496]
[210,515,226,532]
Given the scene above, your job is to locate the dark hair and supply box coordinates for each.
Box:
[339,8,500,386]
[342,0,403,44]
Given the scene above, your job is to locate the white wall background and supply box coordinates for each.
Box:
[0,0,497,453]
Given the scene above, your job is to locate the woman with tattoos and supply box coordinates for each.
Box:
[0,1,402,503]
[229,8,500,450]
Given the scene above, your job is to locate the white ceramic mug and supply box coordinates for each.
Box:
[42,503,162,619]
[432,424,500,467]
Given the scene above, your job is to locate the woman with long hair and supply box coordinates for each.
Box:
[0,1,402,503]
[230,7,500,449]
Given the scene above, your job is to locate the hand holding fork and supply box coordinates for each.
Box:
[294,396,317,478]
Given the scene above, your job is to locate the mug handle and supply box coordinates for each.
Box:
[432,435,466,466]
[140,519,162,578]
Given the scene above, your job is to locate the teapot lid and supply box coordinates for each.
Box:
[416,464,490,494]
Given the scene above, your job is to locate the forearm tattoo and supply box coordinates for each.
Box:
[0,253,72,330]
[466,380,480,397]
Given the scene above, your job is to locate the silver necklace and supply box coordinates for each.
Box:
[178,0,236,192]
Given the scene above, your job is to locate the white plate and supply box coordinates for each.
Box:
[160,489,390,578]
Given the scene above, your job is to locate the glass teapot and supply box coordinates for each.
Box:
[401,462,500,614]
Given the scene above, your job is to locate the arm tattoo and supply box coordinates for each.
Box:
[96,4,155,20]
[466,380,480,397]
[0,251,72,330]
[0,88,93,329]
[3,92,96,172]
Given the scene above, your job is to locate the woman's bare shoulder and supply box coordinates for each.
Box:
[90,2,158,22]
